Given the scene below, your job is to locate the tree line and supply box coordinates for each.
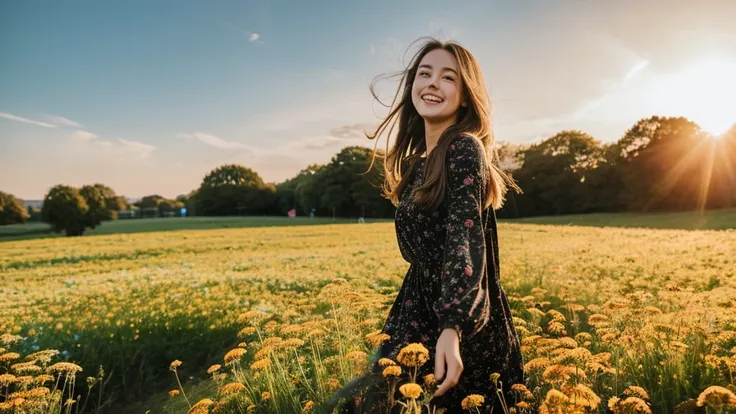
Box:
[1,115,734,236]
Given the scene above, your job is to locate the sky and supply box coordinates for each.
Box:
[1,0,735,200]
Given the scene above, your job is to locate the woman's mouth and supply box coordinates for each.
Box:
[421,94,443,105]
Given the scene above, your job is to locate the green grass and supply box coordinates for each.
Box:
[0,216,393,242]
[503,207,736,230]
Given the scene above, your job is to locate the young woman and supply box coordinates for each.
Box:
[328,37,526,413]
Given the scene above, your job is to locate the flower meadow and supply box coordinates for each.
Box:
[1,222,735,413]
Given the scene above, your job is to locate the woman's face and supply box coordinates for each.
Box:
[411,48,466,124]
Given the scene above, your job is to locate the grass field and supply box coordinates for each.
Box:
[1,217,735,413]
[508,208,736,230]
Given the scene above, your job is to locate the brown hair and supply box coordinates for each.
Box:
[364,37,518,213]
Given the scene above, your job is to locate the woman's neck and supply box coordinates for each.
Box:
[424,117,456,156]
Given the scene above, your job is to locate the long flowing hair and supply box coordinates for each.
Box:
[365,37,519,213]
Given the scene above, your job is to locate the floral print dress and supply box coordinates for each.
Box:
[332,134,526,413]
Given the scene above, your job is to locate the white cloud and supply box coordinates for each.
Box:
[118,138,156,158]
[177,132,259,151]
[46,115,82,128]
[623,60,649,84]
[0,111,57,128]
[249,32,261,42]
[71,130,98,141]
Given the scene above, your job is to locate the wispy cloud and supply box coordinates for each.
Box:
[249,32,261,42]
[0,111,58,128]
[71,130,98,141]
[623,60,649,84]
[46,115,82,128]
[329,123,377,139]
[118,138,156,158]
[177,132,259,152]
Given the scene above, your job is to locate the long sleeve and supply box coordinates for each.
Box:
[435,134,490,340]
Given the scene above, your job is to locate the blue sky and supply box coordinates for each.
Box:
[2,0,735,200]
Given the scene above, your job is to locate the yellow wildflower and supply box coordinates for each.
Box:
[169,390,180,398]
[399,383,422,399]
[461,394,485,409]
[382,365,401,377]
[397,343,429,367]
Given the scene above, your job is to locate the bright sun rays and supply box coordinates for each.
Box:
[649,54,736,136]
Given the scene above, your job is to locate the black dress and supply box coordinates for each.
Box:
[328,133,526,413]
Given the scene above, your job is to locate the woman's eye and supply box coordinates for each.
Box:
[419,71,430,77]
[443,75,455,82]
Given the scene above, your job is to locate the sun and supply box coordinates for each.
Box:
[647,54,736,136]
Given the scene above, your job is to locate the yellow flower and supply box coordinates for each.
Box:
[378,358,396,367]
[365,331,391,348]
[224,348,246,365]
[423,374,437,387]
[262,391,271,401]
[207,364,221,374]
[562,383,601,409]
[327,378,340,391]
[219,382,246,394]
[623,385,650,401]
[544,389,569,407]
[696,385,736,408]
[0,353,21,363]
[382,365,401,377]
[345,350,368,361]
[397,343,429,367]
[461,394,485,409]
[169,389,180,398]
[399,383,422,399]
[187,398,214,414]
[302,400,315,413]
[250,358,271,371]
[169,360,182,370]
[49,362,83,374]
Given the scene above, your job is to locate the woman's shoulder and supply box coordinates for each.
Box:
[446,132,487,165]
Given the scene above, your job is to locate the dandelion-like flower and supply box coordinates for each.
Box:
[544,389,569,407]
[365,331,391,348]
[169,390,180,398]
[345,350,368,361]
[207,364,221,374]
[378,358,396,367]
[399,383,422,399]
[49,362,83,374]
[262,391,271,401]
[219,382,246,394]
[562,383,601,409]
[302,400,315,413]
[397,343,429,367]
[623,385,650,401]
[696,385,736,408]
[461,394,484,409]
[224,348,246,365]
[423,374,437,388]
[187,398,214,414]
[250,358,271,371]
[382,365,401,377]
[0,352,21,362]
[169,360,182,370]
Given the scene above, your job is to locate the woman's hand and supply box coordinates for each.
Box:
[433,328,463,397]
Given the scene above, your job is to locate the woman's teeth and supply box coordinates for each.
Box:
[422,95,443,103]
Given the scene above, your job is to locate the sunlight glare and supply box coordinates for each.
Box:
[649,55,736,136]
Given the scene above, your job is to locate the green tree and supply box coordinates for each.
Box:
[80,185,109,229]
[41,185,89,236]
[0,191,30,225]
[197,164,271,216]
[513,130,603,216]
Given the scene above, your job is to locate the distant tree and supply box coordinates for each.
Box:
[136,195,166,210]
[79,185,109,229]
[197,164,271,216]
[617,116,707,212]
[41,185,89,236]
[0,191,30,225]
[513,130,603,216]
